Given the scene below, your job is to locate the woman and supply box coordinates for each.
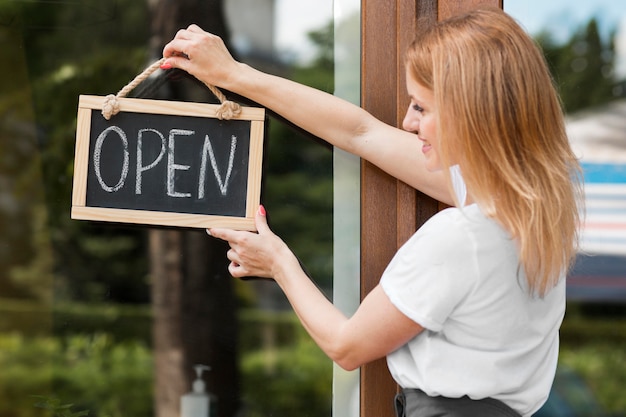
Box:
[161,7,583,417]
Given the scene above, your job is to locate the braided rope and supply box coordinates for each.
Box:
[102,57,242,121]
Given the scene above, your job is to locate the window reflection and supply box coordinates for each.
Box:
[506,2,626,416]
[0,1,340,416]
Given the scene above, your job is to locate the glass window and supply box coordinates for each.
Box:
[0,0,360,416]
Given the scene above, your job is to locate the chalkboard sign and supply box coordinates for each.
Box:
[71,95,265,230]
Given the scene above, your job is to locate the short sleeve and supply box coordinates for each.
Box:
[380,209,479,331]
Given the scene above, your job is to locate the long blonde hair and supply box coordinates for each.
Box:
[406,7,584,296]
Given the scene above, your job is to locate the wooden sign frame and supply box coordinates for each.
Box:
[71,95,265,231]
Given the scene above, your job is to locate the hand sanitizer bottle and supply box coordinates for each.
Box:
[181,364,211,417]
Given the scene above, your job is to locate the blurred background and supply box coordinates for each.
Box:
[0,0,624,416]
[507,2,626,416]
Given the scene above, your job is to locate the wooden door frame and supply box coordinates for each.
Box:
[358,1,502,416]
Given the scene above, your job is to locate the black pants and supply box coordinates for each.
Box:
[394,389,522,417]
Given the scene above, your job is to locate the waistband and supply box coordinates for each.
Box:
[394,388,522,417]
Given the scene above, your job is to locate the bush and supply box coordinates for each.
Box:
[559,344,626,415]
[239,327,332,417]
[8,301,625,416]
[559,311,626,415]
[0,333,153,417]
[0,298,152,344]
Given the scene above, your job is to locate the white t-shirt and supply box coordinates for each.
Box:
[380,204,565,417]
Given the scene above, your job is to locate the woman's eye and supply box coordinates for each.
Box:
[412,104,424,113]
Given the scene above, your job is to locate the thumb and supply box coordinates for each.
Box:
[255,205,272,234]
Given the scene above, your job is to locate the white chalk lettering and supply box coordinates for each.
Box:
[90,124,244,201]
[136,128,166,195]
[199,135,237,198]
[93,125,129,193]
[167,129,193,198]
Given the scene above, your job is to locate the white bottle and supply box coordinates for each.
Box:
[181,365,211,417]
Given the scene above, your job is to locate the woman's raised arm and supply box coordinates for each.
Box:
[162,25,451,204]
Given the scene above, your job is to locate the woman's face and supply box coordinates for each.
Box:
[402,72,441,172]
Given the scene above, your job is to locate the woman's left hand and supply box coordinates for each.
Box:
[209,205,298,280]
[162,24,241,91]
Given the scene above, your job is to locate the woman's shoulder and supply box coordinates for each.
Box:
[407,205,510,259]
[420,204,497,235]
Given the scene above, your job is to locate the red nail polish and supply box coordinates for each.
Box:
[258,205,266,216]
[160,62,172,70]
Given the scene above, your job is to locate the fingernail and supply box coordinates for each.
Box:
[206,229,212,236]
[258,205,266,216]
[160,62,172,70]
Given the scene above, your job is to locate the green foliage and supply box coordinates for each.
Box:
[33,396,90,417]
[537,18,621,114]
[264,169,333,289]
[0,333,153,417]
[240,327,332,417]
[238,308,301,353]
[560,315,626,346]
[6,205,54,302]
[559,312,626,414]
[0,298,152,343]
[559,344,626,415]
[1,300,624,416]
[305,21,335,73]
[0,298,53,337]
[0,6,52,300]
[51,302,152,343]
[0,303,335,417]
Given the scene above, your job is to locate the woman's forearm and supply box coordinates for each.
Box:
[272,246,423,371]
[224,63,373,155]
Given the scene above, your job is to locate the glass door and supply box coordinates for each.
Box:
[0,0,364,416]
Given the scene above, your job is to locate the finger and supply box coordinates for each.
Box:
[229,261,254,278]
[228,261,243,277]
[255,205,272,235]
[187,24,205,33]
[162,39,188,59]
[209,227,244,243]
[225,248,245,276]
[175,27,197,40]
[226,248,241,266]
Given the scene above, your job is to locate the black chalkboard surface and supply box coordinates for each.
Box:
[72,95,265,230]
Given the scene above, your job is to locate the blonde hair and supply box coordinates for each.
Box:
[406,7,584,296]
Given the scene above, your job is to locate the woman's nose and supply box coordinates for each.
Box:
[402,108,418,132]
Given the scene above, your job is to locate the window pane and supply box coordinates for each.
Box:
[0,1,340,416]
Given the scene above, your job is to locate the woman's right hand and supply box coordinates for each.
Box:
[161,24,240,90]
[209,206,299,281]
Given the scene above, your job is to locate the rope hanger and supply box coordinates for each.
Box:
[101,57,242,121]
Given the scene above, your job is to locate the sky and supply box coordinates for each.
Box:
[505,0,626,39]
[506,0,626,81]
[275,0,333,63]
